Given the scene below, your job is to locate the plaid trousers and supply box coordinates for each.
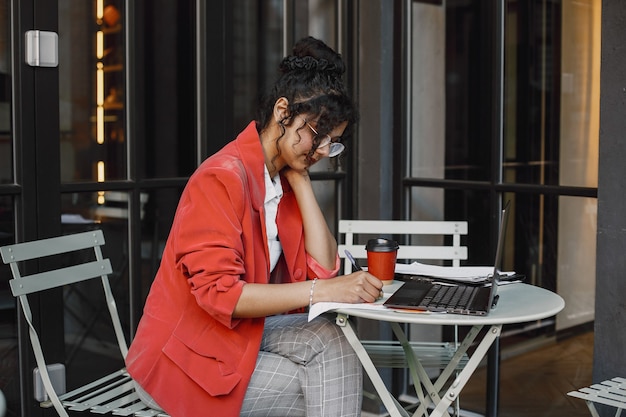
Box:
[240,313,363,417]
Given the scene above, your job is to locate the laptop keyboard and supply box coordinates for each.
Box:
[421,284,477,310]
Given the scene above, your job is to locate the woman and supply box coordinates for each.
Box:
[125,36,383,417]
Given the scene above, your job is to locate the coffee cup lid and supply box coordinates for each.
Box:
[365,238,399,252]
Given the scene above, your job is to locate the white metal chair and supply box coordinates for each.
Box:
[64,192,149,362]
[338,219,469,414]
[568,377,626,417]
[338,219,468,272]
[0,230,168,417]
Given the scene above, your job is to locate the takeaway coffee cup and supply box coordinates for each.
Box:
[366,238,399,285]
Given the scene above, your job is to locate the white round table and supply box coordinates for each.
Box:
[332,283,565,417]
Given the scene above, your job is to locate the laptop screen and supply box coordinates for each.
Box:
[487,200,511,310]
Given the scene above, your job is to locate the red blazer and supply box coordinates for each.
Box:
[125,122,339,417]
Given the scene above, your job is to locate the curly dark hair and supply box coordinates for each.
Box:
[256,36,358,154]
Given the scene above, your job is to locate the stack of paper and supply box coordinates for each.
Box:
[394,261,515,283]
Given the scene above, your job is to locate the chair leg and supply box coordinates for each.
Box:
[584,401,601,417]
[583,400,603,417]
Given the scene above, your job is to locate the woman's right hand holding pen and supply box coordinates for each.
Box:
[313,271,383,304]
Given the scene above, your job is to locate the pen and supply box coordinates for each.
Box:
[344,249,362,271]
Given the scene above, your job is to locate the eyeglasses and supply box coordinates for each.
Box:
[303,119,345,157]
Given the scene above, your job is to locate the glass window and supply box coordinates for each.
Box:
[0,0,10,184]
[502,2,562,186]
[59,0,127,183]
[558,0,600,188]
[409,2,498,182]
[409,3,448,180]
[408,1,598,293]
[141,1,197,178]
[410,1,599,189]
[503,0,600,188]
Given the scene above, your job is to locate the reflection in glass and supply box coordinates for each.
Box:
[59,0,126,183]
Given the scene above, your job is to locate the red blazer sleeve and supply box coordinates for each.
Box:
[307,253,341,279]
[170,162,258,329]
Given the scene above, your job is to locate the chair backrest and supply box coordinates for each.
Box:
[338,220,468,273]
[0,230,128,416]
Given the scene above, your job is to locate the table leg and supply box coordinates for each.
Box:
[429,325,502,417]
[486,336,500,417]
[389,322,450,417]
[335,314,410,417]
[392,324,482,417]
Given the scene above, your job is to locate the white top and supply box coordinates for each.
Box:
[264,166,283,272]
[317,282,565,325]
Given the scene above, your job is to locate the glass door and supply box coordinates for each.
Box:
[2,0,66,415]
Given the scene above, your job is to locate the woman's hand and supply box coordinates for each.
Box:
[282,166,310,188]
[314,272,384,304]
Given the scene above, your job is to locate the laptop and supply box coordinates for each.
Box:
[383,201,511,316]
